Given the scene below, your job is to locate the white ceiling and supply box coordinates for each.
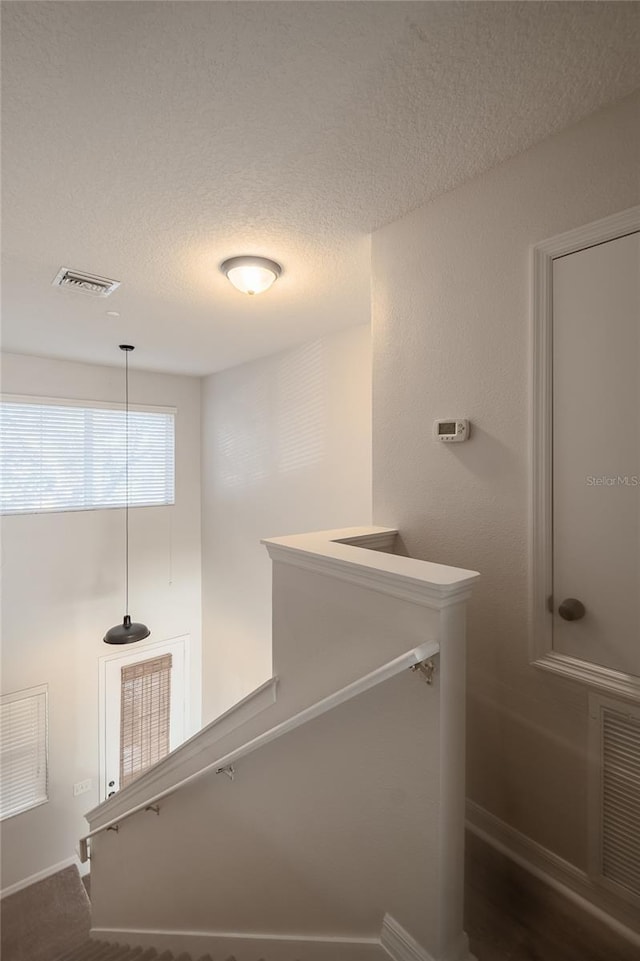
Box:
[2,1,639,376]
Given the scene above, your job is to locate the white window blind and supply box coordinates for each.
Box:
[120,654,172,789]
[0,399,175,514]
[0,685,48,820]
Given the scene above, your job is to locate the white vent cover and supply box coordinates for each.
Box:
[52,267,120,297]
[589,693,640,905]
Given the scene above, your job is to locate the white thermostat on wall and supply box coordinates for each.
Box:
[433,419,470,442]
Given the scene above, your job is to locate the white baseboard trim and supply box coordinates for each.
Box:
[466,799,640,948]
[93,913,476,961]
[91,926,386,960]
[0,854,88,900]
[381,915,473,961]
[92,915,475,961]
[381,915,432,961]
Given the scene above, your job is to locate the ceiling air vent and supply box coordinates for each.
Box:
[52,267,120,297]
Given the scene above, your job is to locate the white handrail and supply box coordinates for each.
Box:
[79,640,439,862]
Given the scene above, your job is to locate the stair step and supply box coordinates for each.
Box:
[89,943,128,961]
[55,940,272,961]
[121,949,158,961]
[58,941,113,961]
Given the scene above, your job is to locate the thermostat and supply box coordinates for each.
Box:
[433,419,469,442]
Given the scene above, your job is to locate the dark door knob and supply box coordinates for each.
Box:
[559,598,586,621]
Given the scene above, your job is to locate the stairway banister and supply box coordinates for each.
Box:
[79,639,439,863]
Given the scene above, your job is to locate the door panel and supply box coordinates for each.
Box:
[102,637,186,799]
[552,232,640,675]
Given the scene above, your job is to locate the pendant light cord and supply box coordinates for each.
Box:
[125,347,129,617]
[104,345,148,644]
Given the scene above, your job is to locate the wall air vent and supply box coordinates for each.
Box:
[52,267,120,297]
[589,693,640,906]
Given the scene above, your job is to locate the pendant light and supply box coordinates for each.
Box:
[104,345,150,645]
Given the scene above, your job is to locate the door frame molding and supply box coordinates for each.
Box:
[530,205,640,700]
[98,633,191,801]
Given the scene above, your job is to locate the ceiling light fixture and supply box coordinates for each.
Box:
[104,345,150,645]
[220,256,282,295]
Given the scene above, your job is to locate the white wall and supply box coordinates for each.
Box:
[371,92,640,872]
[90,545,473,960]
[0,352,202,889]
[201,325,372,722]
[92,671,443,946]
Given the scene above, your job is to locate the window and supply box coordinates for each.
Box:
[120,654,172,789]
[0,397,175,514]
[0,685,48,820]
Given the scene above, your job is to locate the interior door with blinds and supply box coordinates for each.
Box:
[101,637,187,799]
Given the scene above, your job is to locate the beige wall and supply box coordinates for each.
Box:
[371,92,640,871]
[0,353,202,889]
[201,325,372,722]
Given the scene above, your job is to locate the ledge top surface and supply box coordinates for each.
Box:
[262,526,480,597]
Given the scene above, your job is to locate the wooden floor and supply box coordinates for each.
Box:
[464,832,639,961]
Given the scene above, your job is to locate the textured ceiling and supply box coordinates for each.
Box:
[2,1,639,375]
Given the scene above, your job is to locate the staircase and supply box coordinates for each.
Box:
[56,944,242,961]
[79,529,480,961]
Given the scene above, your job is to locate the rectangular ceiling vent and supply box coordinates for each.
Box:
[52,267,120,297]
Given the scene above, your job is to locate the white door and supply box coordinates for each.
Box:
[552,231,640,676]
[100,636,188,800]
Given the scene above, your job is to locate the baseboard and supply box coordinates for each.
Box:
[0,854,88,900]
[380,915,473,961]
[91,926,387,960]
[91,921,474,961]
[465,799,640,947]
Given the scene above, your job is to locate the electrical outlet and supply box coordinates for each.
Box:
[73,778,92,797]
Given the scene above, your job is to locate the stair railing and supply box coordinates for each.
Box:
[79,639,439,863]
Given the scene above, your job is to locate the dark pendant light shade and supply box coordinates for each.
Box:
[104,345,151,645]
[104,614,150,645]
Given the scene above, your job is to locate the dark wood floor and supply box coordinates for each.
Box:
[464,831,639,961]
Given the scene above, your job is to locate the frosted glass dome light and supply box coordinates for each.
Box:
[220,256,282,295]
